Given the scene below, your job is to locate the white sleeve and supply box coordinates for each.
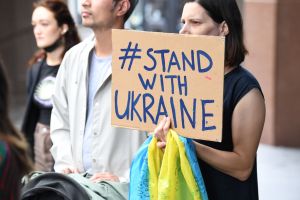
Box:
[50,52,74,172]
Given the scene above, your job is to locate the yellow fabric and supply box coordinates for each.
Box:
[148,129,201,200]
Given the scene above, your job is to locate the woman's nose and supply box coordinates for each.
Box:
[179,23,190,34]
[33,26,41,35]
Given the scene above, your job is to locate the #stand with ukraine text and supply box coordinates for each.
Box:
[111,29,225,200]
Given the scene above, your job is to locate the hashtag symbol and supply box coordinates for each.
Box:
[119,42,142,71]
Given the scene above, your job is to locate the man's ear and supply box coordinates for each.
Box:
[219,21,229,36]
[115,0,131,17]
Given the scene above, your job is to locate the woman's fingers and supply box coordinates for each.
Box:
[154,116,172,149]
[154,116,167,142]
[163,117,171,135]
[157,141,166,149]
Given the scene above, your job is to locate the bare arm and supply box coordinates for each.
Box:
[193,88,265,181]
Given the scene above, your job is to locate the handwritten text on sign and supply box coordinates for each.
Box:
[112,30,224,141]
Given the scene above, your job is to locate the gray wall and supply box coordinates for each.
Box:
[0,0,36,102]
[0,0,36,124]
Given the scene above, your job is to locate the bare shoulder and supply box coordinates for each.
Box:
[232,88,265,150]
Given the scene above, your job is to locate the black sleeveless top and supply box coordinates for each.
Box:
[195,66,263,200]
[33,61,59,125]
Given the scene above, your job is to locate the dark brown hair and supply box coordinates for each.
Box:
[28,0,80,66]
[0,58,33,175]
[184,0,248,67]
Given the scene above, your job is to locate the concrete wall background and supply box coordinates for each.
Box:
[275,0,300,146]
[244,0,277,144]
[244,0,300,147]
[0,0,36,107]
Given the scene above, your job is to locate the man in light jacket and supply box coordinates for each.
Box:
[50,0,147,182]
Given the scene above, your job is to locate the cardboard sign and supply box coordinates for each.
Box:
[112,29,224,141]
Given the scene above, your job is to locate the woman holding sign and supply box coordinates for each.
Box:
[155,0,265,199]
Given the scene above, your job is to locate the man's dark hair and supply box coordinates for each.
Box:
[184,0,248,67]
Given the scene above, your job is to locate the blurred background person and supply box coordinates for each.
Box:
[0,58,33,200]
[21,0,80,172]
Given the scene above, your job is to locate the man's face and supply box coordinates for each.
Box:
[80,0,117,29]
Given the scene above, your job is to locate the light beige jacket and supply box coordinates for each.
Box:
[50,36,147,181]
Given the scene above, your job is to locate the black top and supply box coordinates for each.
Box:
[33,61,59,125]
[195,66,263,200]
[21,172,90,200]
[21,59,59,158]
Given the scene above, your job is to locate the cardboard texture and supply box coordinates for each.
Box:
[112,29,224,141]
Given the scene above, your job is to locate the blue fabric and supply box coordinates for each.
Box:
[129,136,152,200]
[179,136,208,200]
[130,134,208,200]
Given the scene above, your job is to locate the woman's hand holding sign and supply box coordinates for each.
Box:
[154,116,171,149]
